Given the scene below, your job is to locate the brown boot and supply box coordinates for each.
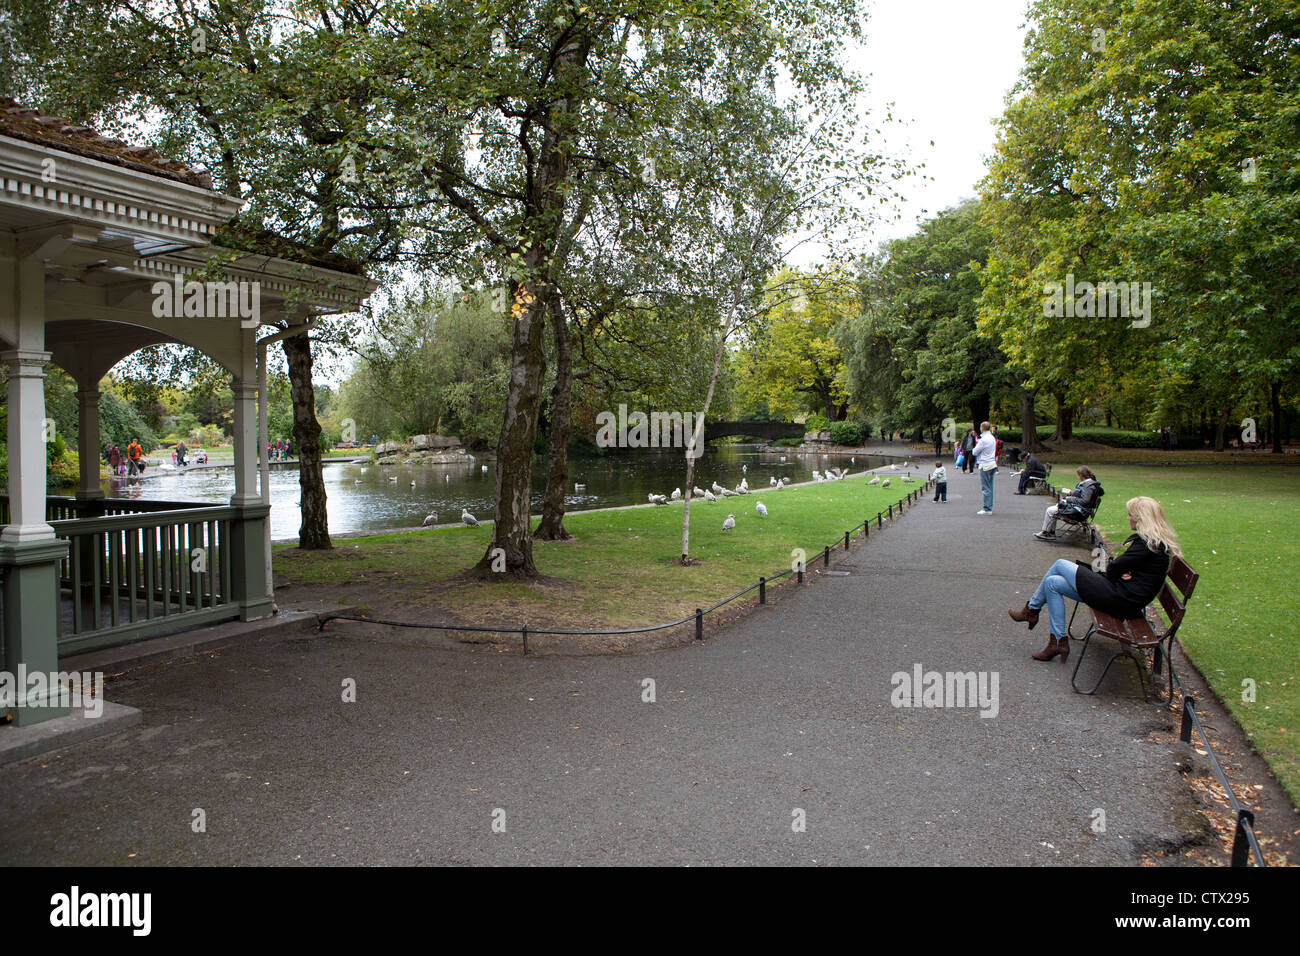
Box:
[1056,634,1069,663]
[1008,603,1040,630]
[1031,636,1062,661]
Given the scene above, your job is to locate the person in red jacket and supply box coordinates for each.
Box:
[1008,496,1180,662]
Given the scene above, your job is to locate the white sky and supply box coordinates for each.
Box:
[851,0,1030,250]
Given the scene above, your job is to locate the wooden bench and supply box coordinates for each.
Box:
[1067,554,1198,701]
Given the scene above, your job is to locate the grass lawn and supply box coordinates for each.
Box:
[1053,461,1300,804]
[274,477,921,635]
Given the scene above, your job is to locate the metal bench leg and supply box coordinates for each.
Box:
[1066,600,1082,641]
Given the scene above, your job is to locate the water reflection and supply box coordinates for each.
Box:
[94,445,905,541]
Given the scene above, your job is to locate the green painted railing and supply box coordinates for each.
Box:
[0,495,242,654]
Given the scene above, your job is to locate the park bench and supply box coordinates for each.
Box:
[1067,553,1198,702]
[1020,461,1052,494]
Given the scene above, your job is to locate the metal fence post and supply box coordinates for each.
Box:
[797,563,803,584]
[877,512,882,528]
[863,519,869,538]
[1180,696,1195,743]
[1231,809,1257,867]
[522,623,528,656]
[823,546,830,568]
[844,530,851,550]
[759,576,766,604]
[695,607,703,641]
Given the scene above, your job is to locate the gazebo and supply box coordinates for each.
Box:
[0,101,375,726]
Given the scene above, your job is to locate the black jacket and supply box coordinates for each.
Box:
[1075,534,1170,619]
[1023,454,1047,477]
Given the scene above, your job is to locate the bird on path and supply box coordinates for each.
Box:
[720,487,738,497]
[693,486,707,497]
[812,470,823,482]
[649,493,668,505]
[780,477,791,486]
[671,487,682,500]
[462,509,478,526]
[755,501,767,517]
[889,463,898,471]
[770,476,778,487]
[704,490,717,502]
[722,514,736,531]
[734,484,749,495]
[422,512,438,527]
[711,481,724,494]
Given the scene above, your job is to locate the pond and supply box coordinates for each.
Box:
[94,444,909,541]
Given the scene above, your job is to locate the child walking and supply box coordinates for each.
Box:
[930,459,948,502]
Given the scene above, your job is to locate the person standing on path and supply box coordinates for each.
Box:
[930,460,948,502]
[960,429,977,473]
[973,422,997,515]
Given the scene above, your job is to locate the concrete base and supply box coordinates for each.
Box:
[0,701,141,766]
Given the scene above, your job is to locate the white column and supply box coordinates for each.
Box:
[76,387,104,499]
[1,348,55,542]
[230,378,260,506]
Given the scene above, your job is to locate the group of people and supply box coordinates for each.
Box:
[104,439,145,477]
[268,437,293,461]
[926,422,1181,667]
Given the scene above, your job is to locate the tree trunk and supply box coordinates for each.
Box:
[681,328,728,564]
[535,297,573,540]
[1020,389,1042,453]
[1214,408,1229,451]
[1053,391,1073,441]
[1270,379,1283,454]
[970,393,991,429]
[1104,407,1112,428]
[282,332,330,549]
[476,279,549,576]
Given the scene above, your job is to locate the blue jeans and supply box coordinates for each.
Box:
[979,466,996,510]
[1030,559,1080,637]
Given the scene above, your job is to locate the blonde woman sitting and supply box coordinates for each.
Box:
[1009,496,1181,662]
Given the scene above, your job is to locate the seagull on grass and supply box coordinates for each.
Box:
[461,509,479,526]
[722,514,736,531]
[755,501,767,517]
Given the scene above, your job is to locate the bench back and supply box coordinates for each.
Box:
[1154,555,1198,639]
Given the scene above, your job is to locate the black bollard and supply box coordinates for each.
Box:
[695,607,703,641]
[522,623,528,656]
[759,576,766,604]
[844,531,851,550]
[823,546,830,567]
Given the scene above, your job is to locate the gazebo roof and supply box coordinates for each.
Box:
[0,97,214,189]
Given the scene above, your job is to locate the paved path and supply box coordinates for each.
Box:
[0,468,1207,865]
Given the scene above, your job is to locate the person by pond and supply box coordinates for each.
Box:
[1009,496,1179,663]
[973,422,997,514]
[929,459,948,502]
[176,439,187,467]
[127,438,143,476]
[109,443,122,476]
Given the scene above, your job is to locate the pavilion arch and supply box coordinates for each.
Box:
[1,106,375,727]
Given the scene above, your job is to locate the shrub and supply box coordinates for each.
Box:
[804,413,831,433]
[829,420,867,446]
[773,437,804,447]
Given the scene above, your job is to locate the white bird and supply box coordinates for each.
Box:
[574,482,586,491]
[770,476,778,486]
[851,457,855,464]
[671,487,682,500]
[387,475,398,482]
[461,509,478,526]
[734,484,749,495]
[812,470,823,482]
[444,474,450,483]
[704,490,717,502]
[780,456,787,462]
[410,480,416,487]
[649,493,668,505]
[711,481,724,494]
[867,475,881,485]
[901,474,914,483]
[722,514,736,531]
[742,464,747,473]
[720,487,738,497]
[755,501,767,517]
[354,479,362,484]
[902,461,910,468]
[882,478,891,488]
[481,465,488,472]
[422,512,438,527]
[780,477,791,485]
[693,486,707,497]
[890,463,898,471]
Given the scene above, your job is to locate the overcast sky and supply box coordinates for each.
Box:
[850,0,1030,250]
